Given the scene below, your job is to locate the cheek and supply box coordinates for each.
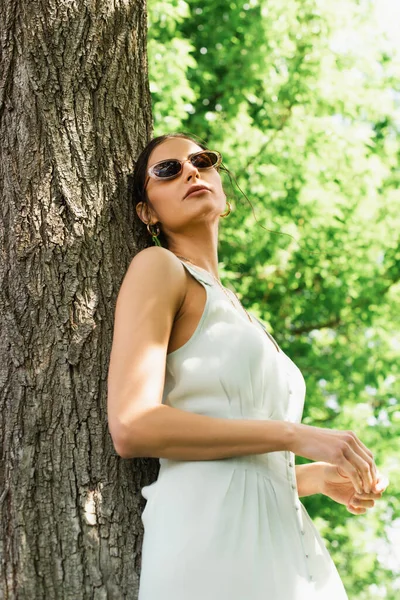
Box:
[149,182,180,209]
[211,173,226,197]
[218,183,227,201]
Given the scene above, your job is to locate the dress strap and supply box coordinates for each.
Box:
[176,258,214,287]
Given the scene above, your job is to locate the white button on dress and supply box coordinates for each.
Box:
[138,258,349,600]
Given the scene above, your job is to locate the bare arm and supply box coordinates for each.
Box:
[119,404,295,459]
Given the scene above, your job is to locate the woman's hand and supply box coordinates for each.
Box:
[320,463,389,514]
[290,423,379,495]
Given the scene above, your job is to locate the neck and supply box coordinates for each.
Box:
[168,235,220,279]
[174,253,221,281]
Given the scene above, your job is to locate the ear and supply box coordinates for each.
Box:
[136,202,150,224]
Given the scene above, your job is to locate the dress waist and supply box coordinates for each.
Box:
[159,450,297,484]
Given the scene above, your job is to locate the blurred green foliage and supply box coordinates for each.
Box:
[147,0,400,596]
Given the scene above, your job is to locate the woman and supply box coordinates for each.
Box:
[107,133,388,600]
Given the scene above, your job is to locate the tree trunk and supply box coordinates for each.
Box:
[0,1,157,597]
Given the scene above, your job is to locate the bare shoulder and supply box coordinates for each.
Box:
[127,245,184,279]
[121,246,187,309]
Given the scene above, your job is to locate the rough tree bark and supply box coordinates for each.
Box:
[0,1,157,597]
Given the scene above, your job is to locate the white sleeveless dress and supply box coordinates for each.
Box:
[138,259,349,600]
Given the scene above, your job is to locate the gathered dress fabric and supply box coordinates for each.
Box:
[138,259,349,600]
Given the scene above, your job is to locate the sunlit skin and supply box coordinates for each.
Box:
[320,464,388,515]
[136,136,389,515]
[136,137,227,280]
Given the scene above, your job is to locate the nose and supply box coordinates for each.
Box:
[182,158,200,180]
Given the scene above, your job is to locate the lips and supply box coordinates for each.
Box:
[184,184,211,199]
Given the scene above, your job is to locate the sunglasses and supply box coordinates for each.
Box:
[146,150,222,184]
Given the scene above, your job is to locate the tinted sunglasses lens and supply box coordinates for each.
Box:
[153,160,181,178]
[192,151,218,168]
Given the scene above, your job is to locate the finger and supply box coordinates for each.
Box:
[350,498,375,509]
[347,505,367,515]
[354,491,382,501]
[338,456,364,494]
[352,444,377,491]
[352,436,375,463]
[354,477,387,499]
[355,440,378,478]
[371,481,386,494]
[341,447,372,493]
[347,434,378,487]
[372,473,389,493]
[343,443,375,493]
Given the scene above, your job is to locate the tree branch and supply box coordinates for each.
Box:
[290,315,342,335]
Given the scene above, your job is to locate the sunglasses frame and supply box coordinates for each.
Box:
[146,150,222,183]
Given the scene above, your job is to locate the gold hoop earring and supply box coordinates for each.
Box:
[220,201,232,218]
[147,222,162,247]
